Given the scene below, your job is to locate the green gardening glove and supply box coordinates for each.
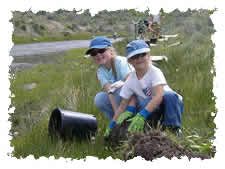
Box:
[127,114,145,133]
[116,111,133,124]
[104,120,116,138]
[116,106,136,124]
[128,109,152,133]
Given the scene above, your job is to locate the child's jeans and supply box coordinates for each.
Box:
[94,89,183,128]
[94,88,122,120]
[137,90,184,128]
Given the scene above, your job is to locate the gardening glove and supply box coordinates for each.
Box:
[128,109,152,133]
[116,106,136,124]
[104,120,116,138]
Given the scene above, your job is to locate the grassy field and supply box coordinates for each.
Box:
[12,32,97,44]
[13,31,119,44]
[10,11,216,159]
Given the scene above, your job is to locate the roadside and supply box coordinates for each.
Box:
[9,38,123,72]
[10,52,65,73]
[10,38,123,57]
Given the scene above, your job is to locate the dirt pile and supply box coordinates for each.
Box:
[105,122,210,161]
[105,115,161,147]
[123,131,210,161]
[104,121,130,147]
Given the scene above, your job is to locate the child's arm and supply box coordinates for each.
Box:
[145,84,164,113]
[113,99,129,121]
[108,94,118,113]
[103,82,125,113]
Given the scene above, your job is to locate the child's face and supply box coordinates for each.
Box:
[90,48,112,65]
[128,53,149,70]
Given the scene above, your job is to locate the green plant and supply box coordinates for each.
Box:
[10,9,215,159]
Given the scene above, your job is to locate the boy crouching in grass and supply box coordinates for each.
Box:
[105,40,184,137]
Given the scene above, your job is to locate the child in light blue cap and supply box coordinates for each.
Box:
[112,40,184,135]
[85,36,136,137]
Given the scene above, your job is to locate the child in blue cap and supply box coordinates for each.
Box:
[112,40,184,135]
[85,36,136,137]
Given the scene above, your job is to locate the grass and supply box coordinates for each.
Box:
[10,48,122,159]
[11,118,120,159]
[10,11,216,159]
[12,32,118,44]
[12,32,93,44]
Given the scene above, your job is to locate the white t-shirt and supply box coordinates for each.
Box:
[120,64,170,100]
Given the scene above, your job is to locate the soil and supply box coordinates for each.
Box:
[105,121,210,161]
[104,121,130,147]
[123,131,210,161]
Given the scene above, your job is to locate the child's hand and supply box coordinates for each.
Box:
[127,114,145,133]
[104,120,116,138]
[116,111,134,124]
[127,109,152,133]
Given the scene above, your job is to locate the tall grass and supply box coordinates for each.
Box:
[10,48,121,159]
[10,11,215,159]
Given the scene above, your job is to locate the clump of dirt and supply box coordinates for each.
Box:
[104,121,210,161]
[123,130,210,161]
[105,117,160,147]
[104,121,130,147]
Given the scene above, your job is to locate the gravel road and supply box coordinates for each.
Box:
[10,38,123,57]
[9,38,123,72]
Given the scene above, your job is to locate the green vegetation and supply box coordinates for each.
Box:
[11,9,150,44]
[12,32,93,44]
[10,9,215,159]
[10,48,124,159]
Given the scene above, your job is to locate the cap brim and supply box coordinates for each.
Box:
[127,48,150,59]
[85,45,110,55]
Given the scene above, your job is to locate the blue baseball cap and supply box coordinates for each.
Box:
[126,40,150,59]
[85,36,112,55]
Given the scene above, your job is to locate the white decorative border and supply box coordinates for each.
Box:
[0,0,224,168]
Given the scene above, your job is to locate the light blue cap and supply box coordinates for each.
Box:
[126,40,150,59]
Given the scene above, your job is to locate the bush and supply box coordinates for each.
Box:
[20,25,26,31]
[36,10,47,16]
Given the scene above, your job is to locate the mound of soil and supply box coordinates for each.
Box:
[105,121,210,161]
[105,116,160,147]
[123,130,210,161]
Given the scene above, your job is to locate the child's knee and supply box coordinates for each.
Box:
[163,91,176,101]
[94,92,107,109]
[163,91,184,113]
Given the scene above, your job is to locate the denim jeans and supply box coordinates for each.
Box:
[94,88,122,120]
[94,89,183,128]
[137,90,184,128]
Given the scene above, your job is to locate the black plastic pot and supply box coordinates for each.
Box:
[48,108,97,140]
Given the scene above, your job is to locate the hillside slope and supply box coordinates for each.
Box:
[11,8,214,44]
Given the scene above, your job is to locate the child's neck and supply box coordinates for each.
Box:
[104,58,113,70]
[136,66,149,80]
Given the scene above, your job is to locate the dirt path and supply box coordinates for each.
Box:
[9,38,123,72]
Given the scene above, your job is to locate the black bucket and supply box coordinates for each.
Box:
[48,108,97,140]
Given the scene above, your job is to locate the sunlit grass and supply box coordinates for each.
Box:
[12,32,93,44]
[10,11,215,159]
[10,48,118,158]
